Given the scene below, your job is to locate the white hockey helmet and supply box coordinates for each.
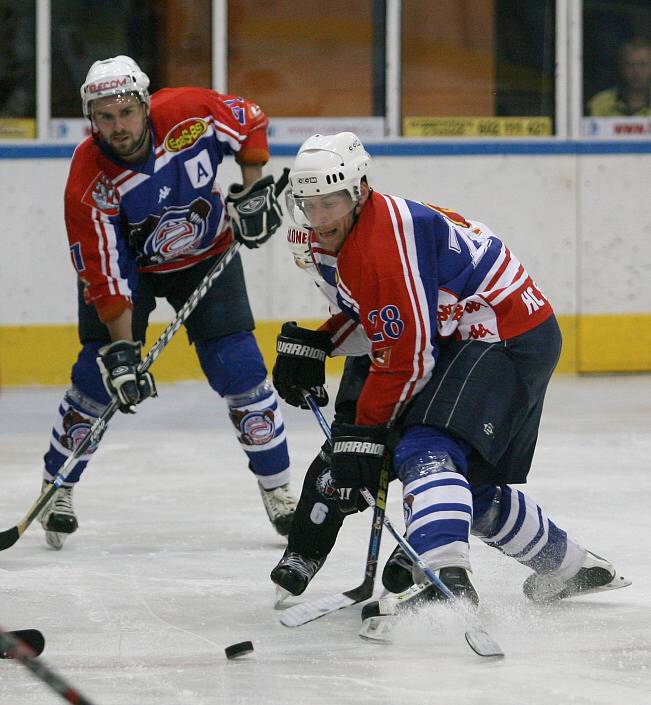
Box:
[286,132,371,229]
[289,132,370,199]
[80,55,150,118]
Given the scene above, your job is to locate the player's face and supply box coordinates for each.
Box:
[298,191,357,253]
[620,46,651,91]
[91,94,149,161]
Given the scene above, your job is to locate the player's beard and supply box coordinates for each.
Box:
[110,123,149,160]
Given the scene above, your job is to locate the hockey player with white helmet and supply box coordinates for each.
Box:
[271,131,631,610]
[38,55,296,548]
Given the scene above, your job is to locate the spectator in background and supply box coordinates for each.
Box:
[587,36,651,116]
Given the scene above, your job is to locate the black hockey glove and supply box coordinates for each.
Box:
[226,175,283,249]
[272,322,333,408]
[97,341,157,414]
[330,421,387,497]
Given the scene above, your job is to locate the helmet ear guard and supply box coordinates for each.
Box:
[81,55,150,118]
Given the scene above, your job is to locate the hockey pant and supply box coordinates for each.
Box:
[43,332,289,489]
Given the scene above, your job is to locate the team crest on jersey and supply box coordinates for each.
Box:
[130,197,213,264]
[230,408,276,446]
[59,409,97,452]
[372,346,392,368]
[164,118,208,152]
[82,172,120,216]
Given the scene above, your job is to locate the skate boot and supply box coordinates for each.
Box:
[382,543,415,593]
[258,483,297,536]
[38,481,78,550]
[270,550,326,596]
[364,567,479,621]
[360,566,479,642]
[523,550,632,603]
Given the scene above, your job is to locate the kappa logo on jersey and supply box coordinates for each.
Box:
[437,302,464,323]
[81,172,120,216]
[164,118,208,152]
[469,323,495,339]
[158,185,171,203]
[229,408,276,446]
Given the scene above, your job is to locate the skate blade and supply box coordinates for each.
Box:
[358,616,395,643]
[572,573,632,598]
[45,531,65,550]
[541,573,633,603]
[273,586,293,610]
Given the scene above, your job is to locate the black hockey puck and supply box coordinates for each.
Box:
[224,641,254,659]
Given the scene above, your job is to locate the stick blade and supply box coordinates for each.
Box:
[280,593,357,627]
[464,628,504,658]
[1,629,46,658]
[0,526,20,551]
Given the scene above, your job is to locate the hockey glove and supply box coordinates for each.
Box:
[226,175,283,249]
[272,322,333,408]
[330,422,386,497]
[97,340,157,414]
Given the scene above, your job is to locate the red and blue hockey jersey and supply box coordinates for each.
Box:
[318,191,554,426]
[65,87,269,322]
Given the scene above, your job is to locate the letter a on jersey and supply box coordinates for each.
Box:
[184,149,214,188]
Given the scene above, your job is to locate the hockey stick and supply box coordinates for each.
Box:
[0,169,291,553]
[0,629,45,658]
[279,392,388,628]
[0,242,239,551]
[301,395,504,658]
[0,627,97,704]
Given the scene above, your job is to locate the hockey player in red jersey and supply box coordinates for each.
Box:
[271,132,630,609]
[38,56,296,548]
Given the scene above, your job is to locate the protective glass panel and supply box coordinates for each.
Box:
[51,0,211,120]
[401,0,556,138]
[0,0,36,139]
[582,0,651,138]
[228,0,381,140]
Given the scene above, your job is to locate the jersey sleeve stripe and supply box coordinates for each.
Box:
[384,195,435,421]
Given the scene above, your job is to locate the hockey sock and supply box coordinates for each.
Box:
[396,426,473,571]
[43,386,105,485]
[227,380,290,488]
[472,484,585,577]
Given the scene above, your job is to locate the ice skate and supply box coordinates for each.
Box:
[270,550,325,596]
[38,481,78,550]
[258,483,297,536]
[360,566,479,643]
[364,566,479,622]
[523,550,632,603]
[382,543,415,593]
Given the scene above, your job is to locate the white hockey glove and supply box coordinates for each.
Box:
[97,340,157,414]
[226,175,283,249]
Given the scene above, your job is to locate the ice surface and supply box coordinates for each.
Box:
[0,375,649,705]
